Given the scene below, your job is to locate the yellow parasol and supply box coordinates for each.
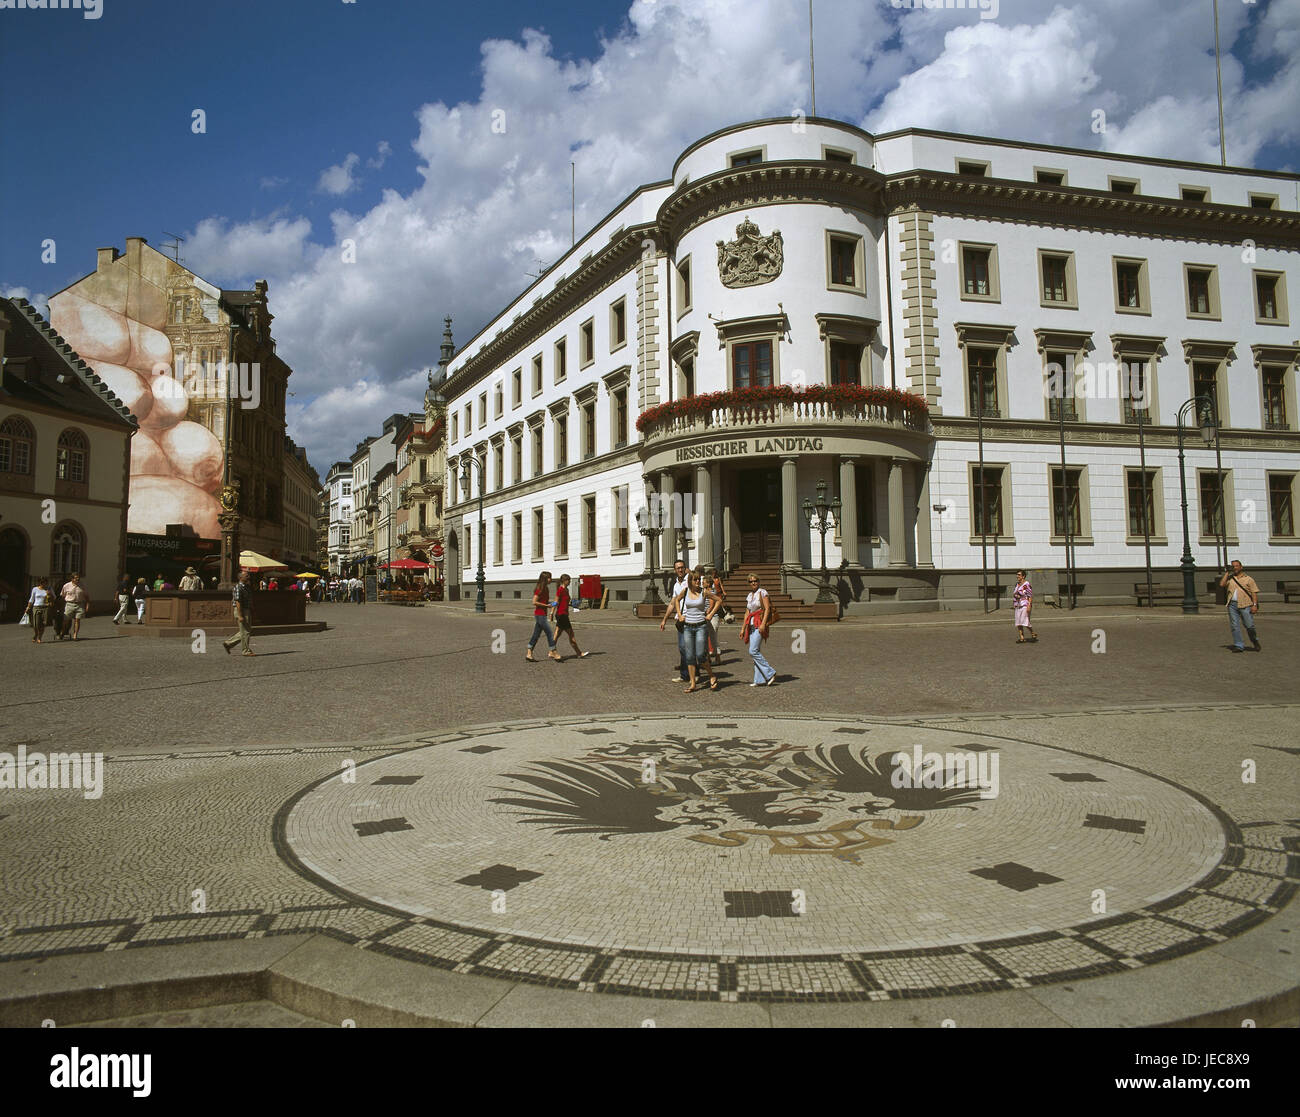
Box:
[239,550,290,572]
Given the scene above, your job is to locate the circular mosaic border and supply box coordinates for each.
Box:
[272,715,1300,1003]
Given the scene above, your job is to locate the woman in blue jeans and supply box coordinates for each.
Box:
[671,570,720,692]
[743,573,776,686]
[525,571,561,662]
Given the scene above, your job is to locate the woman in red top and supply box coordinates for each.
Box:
[552,573,589,660]
[526,571,561,662]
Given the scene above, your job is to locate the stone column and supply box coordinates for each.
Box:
[695,464,714,567]
[888,457,908,567]
[838,456,860,569]
[916,463,934,568]
[658,470,676,570]
[709,463,722,570]
[781,456,800,570]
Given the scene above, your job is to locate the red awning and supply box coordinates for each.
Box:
[381,558,430,569]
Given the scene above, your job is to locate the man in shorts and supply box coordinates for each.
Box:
[60,572,90,640]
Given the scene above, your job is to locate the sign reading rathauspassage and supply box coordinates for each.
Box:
[0,746,103,799]
[635,384,929,433]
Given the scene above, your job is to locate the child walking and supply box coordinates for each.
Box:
[526,571,562,662]
[553,574,589,660]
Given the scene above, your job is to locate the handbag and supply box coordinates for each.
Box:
[766,604,781,626]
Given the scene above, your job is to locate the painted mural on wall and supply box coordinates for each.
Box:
[49,252,223,538]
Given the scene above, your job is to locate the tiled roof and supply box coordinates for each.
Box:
[1,297,137,428]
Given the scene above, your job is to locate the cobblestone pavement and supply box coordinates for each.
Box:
[0,606,1296,1010]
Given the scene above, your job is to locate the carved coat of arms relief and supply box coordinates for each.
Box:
[716,218,784,288]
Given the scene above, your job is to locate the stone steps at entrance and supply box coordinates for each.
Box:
[717,564,835,621]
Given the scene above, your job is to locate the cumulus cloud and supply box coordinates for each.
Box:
[2,284,48,318]
[177,0,1298,469]
[317,152,361,196]
[260,175,289,190]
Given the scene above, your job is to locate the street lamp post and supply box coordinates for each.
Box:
[1175,394,1218,614]
[801,478,840,605]
[459,457,486,613]
[635,493,667,609]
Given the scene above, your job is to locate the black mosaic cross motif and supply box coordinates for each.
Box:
[1083,813,1147,835]
[456,864,542,891]
[353,817,414,837]
[576,728,614,735]
[460,745,503,755]
[373,775,422,786]
[1052,773,1105,783]
[723,890,800,918]
[707,723,738,729]
[961,743,999,753]
[970,862,1063,892]
[835,727,868,734]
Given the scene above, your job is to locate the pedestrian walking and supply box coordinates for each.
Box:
[24,576,51,643]
[179,566,202,592]
[222,570,256,656]
[132,577,149,622]
[113,574,131,624]
[703,564,727,665]
[742,573,777,686]
[1013,570,1037,643]
[60,572,89,640]
[552,574,589,659]
[672,569,721,692]
[1219,559,1261,653]
[658,560,690,682]
[526,571,561,662]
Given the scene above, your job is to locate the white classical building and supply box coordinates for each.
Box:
[440,118,1300,611]
[325,460,353,576]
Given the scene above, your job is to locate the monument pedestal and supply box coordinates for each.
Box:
[119,591,326,637]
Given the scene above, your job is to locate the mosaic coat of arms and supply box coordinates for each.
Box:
[716,218,784,288]
[490,733,985,864]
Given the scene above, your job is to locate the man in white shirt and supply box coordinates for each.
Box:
[658,560,691,682]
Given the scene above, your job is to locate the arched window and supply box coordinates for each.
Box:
[0,415,35,475]
[56,428,89,483]
[50,522,85,577]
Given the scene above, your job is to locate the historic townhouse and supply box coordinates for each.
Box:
[282,437,323,572]
[441,118,1300,611]
[325,460,353,576]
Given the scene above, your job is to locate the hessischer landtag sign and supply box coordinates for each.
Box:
[674,436,824,462]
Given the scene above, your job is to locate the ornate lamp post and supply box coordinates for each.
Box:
[636,494,667,608]
[459,457,486,614]
[1175,394,1218,614]
[801,478,840,605]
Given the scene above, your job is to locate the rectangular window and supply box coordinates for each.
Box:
[511,368,521,409]
[1199,472,1226,537]
[680,356,696,398]
[512,512,523,562]
[582,401,597,460]
[555,414,568,468]
[1187,267,1214,316]
[1269,474,1295,537]
[966,347,999,418]
[556,502,569,558]
[824,148,854,164]
[611,485,629,550]
[1249,193,1278,210]
[829,341,862,386]
[1116,261,1143,309]
[1041,254,1070,303]
[532,507,544,560]
[972,467,1004,536]
[677,258,692,312]
[1122,361,1152,424]
[463,405,471,435]
[493,517,503,565]
[1109,177,1139,194]
[1126,469,1157,537]
[1035,169,1065,185]
[493,443,504,491]
[1193,361,1222,422]
[610,298,626,348]
[732,341,773,389]
[554,338,567,383]
[1256,273,1282,321]
[532,425,544,475]
[1050,467,1083,537]
[1263,367,1288,430]
[1046,352,1077,421]
[580,319,595,366]
[829,235,858,287]
[613,387,628,448]
[962,246,992,297]
[532,354,543,395]
[582,494,597,554]
[730,150,762,167]
[957,160,989,177]
[478,393,487,428]
[1181,186,1208,202]
[342,481,351,497]
[511,432,523,483]
[0,438,10,472]
[494,384,503,418]
[450,413,459,442]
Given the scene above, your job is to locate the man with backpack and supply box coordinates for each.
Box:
[1218,559,1261,653]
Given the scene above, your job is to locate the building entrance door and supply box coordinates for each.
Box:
[736,468,782,563]
[0,527,28,622]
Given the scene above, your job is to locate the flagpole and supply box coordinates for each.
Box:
[1213,0,1226,166]
[808,0,816,117]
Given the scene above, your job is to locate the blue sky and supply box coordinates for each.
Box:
[3,0,1298,472]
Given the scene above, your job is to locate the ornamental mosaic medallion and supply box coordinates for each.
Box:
[716,218,783,288]
[273,715,1298,1001]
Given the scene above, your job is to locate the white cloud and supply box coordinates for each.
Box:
[367,141,392,170]
[260,175,289,190]
[317,152,361,196]
[2,285,48,318]
[178,0,1299,469]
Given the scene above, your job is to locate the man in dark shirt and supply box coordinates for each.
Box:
[222,571,256,656]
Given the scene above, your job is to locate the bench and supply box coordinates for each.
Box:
[1134,582,1184,604]
[1281,582,1300,603]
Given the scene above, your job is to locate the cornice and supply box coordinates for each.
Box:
[932,416,1300,450]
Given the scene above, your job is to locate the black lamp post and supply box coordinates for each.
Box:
[801,478,840,605]
[459,457,486,614]
[635,494,667,608]
[1175,394,1218,614]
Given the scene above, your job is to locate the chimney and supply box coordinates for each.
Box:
[97,246,121,271]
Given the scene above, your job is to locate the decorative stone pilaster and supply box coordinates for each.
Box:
[896,211,940,413]
[637,244,664,412]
